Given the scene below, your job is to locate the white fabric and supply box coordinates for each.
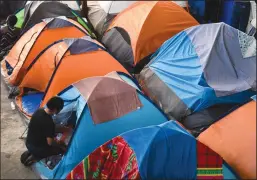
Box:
[238,30,256,58]
[61,1,80,11]
[251,18,256,28]
[247,1,256,33]
[97,1,112,13]
[87,1,107,34]
[97,1,136,14]
[26,1,31,5]
[87,1,136,35]
[172,1,187,8]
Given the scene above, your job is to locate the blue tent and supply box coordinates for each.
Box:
[139,23,256,121]
[32,72,168,179]
[66,120,238,179]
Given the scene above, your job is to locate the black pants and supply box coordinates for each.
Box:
[26,142,64,159]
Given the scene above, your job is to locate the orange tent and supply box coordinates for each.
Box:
[15,36,128,117]
[102,1,198,73]
[1,16,89,86]
[198,98,256,179]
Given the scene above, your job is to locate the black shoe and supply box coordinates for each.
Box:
[20,151,31,164]
[24,154,36,167]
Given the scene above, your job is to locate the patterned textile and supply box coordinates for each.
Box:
[66,136,140,179]
[238,30,256,58]
[197,141,223,179]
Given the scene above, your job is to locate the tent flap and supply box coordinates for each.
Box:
[73,77,143,124]
[139,66,191,120]
[102,27,134,71]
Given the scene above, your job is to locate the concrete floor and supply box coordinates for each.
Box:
[1,80,37,179]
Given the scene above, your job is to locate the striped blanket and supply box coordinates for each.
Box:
[197,141,223,179]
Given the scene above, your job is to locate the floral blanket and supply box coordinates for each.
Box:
[66,136,139,179]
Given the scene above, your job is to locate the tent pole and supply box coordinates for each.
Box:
[19,127,28,139]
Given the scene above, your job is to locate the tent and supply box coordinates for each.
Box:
[181,103,241,137]
[25,1,81,12]
[1,16,89,86]
[0,1,81,27]
[198,95,256,179]
[12,1,88,32]
[66,120,237,179]
[21,1,89,33]
[31,72,168,179]
[86,1,136,37]
[0,0,27,23]
[101,1,198,73]
[0,1,94,60]
[14,36,127,117]
[86,1,189,38]
[139,23,256,122]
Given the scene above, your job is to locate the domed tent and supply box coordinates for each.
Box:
[31,72,168,179]
[21,1,90,33]
[14,36,127,117]
[1,1,82,29]
[1,16,89,86]
[198,96,256,179]
[25,1,81,13]
[138,23,256,124]
[66,121,237,179]
[101,1,198,73]
[0,1,94,60]
[86,1,136,37]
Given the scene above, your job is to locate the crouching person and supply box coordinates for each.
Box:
[21,96,66,166]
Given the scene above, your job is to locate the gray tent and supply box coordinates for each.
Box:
[22,1,81,32]
[86,1,136,37]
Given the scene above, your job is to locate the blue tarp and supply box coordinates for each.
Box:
[21,93,44,115]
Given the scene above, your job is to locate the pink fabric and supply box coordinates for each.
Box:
[73,75,142,124]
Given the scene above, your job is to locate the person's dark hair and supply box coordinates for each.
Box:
[46,96,64,112]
